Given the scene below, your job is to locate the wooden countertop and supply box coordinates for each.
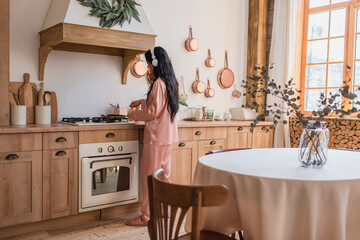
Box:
[0,120,273,134]
[177,120,273,128]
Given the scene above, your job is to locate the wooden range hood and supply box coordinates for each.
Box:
[39,22,156,84]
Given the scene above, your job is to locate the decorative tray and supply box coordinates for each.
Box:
[183,118,214,121]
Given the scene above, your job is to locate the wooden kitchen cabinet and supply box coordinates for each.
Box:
[226,126,252,149]
[43,132,78,150]
[43,148,78,220]
[171,141,197,185]
[79,129,138,144]
[178,127,227,141]
[195,139,226,180]
[252,126,274,148]
[0,151,42,228]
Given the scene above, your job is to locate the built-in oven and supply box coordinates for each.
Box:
[79,140,139,212]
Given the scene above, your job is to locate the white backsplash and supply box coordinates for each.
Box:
[10,0,248,120]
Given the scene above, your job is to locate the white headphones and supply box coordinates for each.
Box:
[150,47,158,67]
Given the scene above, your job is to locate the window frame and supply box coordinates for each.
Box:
[300,0,360,115]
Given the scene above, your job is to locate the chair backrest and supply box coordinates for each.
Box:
[147,168,228,240]
[206,148,250,155]
[337,148,360,152]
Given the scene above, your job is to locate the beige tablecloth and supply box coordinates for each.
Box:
[185,148,360,240]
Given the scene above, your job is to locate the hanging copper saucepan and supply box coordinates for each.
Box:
[185,26,199,52]
[232,83,241,98]
[205,78,215,98]
[192,68,205,94]
[217,50,235,89]
[205,49,216,68]
[130,57,148,78]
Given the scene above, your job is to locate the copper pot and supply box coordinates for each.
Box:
[185,26,199,52]
[205,49,216,68]
[192,68,205,94]
[205,78,215,98]
[217,50,234,89]
[130,58,148,78]
[232,84,241,98]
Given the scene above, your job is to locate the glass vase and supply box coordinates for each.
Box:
[298,123,330,168]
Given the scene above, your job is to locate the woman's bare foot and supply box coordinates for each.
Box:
[125,214,148,226]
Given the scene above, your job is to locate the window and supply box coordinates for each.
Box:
[300,0,360,113]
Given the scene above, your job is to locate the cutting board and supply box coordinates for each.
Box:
[18,73,37,124]
[49,91,58,123]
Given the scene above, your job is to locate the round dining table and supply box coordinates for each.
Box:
[184,148,360,240]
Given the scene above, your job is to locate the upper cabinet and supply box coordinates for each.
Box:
[39,23,156,84]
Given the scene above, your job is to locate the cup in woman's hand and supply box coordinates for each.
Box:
[129,100,141,108]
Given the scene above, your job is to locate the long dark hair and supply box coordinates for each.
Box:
[145,46,179,122]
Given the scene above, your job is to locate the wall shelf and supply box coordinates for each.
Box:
[39,22,156,84]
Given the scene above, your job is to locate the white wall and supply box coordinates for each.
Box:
[10,0,248,120]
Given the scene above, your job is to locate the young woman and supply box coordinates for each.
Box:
[125,46,179,226]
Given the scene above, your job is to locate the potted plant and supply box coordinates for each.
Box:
[241,65,360,167]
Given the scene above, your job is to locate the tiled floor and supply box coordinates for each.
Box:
[7,214,151,240]
[6,213,187,240]
[6,214,241,240]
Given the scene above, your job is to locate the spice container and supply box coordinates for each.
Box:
[188,107,196,119]
[202,107,207,119]
[195,106,203,120]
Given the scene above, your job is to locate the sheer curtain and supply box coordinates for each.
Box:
[268,0,302,148]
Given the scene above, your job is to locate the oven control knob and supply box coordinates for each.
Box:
[108,146,115,153]
[118,146,123,151]
[98,147,103,153]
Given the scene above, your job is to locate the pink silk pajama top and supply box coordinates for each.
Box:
[128,78,178,145]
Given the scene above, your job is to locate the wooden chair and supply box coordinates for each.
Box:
[206,148,246,240]
[337,148,360,152]
[147,168,235,240]
[206,148,250,155]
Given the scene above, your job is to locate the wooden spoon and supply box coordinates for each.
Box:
[9,85,17,106]
[38,82,45,106]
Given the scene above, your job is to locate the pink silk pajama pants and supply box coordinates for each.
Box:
[140,143,172,218]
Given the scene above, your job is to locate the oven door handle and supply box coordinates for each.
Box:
[90,157,132,169]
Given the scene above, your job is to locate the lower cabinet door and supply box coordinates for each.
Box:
[226,126,252,149]
[0,151,42,227]
[196,139,226,181]
[171,141,197,185]
[252,126,274,148]
[197,139,226,158]
[43,148,78,220]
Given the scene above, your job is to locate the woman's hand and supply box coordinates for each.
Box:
[129,100,142,108]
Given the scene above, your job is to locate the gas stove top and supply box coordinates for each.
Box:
[60,115,135,126]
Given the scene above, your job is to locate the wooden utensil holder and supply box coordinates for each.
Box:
[35,105,51,124]
[11,105,27,125]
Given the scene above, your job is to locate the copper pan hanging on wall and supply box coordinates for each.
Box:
[217,50,234,89]
[130,57,148,78]
[204,78,215,98]
[192,68,205,94]
[185,26,199,52]
[205,49,216,68]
